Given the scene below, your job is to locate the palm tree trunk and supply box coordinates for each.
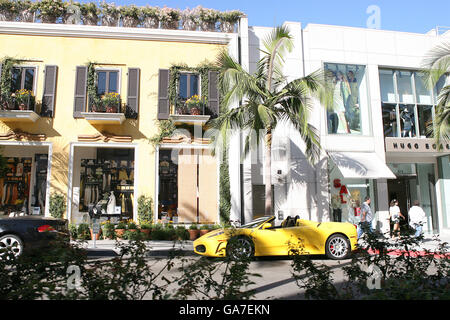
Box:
[265,127,273,216]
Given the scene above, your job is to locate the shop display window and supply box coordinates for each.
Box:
[0,157,32,216]
[325,63,369,135]
[79,149,134,220]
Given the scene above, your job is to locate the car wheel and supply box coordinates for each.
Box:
[226,237,254,260]
[325,234,350,260]
[0,234,24,259]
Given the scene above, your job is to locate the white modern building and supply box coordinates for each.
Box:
[230,19,450,235]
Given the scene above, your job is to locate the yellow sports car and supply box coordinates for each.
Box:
[193,216,358,260]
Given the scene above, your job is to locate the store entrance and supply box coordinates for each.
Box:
[387,176,418,226]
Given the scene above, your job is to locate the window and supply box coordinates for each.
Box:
[178,73,199,100]
[11,67,36,93]
[325,63,370,135]
[97,70,119,95]
[379,69,448,138]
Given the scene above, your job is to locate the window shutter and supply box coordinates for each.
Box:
[73,66,87,118]
[208,71,220,118]
[158,69,170,120]
[42,65,58,117]
[0,63,2,93]
[126,68,140,119]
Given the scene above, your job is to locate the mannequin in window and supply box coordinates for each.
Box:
[400,107,414,137]
[334,72,350,133]
[346,71,360,132]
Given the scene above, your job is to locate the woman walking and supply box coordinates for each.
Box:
[389,199,405,240]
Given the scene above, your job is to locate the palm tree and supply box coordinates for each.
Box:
[422,42,450,147]
[212,25,333,217]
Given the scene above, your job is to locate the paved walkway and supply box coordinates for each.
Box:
[76,231,450,259]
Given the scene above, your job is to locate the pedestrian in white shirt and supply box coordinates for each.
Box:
[389,199,405,240]
[408,200,427,238]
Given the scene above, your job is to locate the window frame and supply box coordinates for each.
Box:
[95,68,121,96]
[178,72,201,101]
[11,65,38,95]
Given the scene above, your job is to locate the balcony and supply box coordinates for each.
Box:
[169,96,212,126]
[0,93,40,122]
[80,94,126,125]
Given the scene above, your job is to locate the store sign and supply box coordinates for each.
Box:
[333,179,349,204]
[385,137,450,153]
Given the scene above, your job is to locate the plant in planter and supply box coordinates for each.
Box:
[119,4,140,28]
[198,6,219,32]
[49,192,66,219]
[17,0,36,22]
[80,1,100,26]
[164,223,177,241]
[139,221,152,240]
[181,7,200,31]
[0,0,19,21]
[159,6,180,30]
[175,225,189,241]
[14,89,35,110]
[100,1,119,27]
[77,223,91,240]
[68,223,78,240]
[141,6,159,29]
[219,10,243,33]
[101,92,120,113]
[101,221,116,240]
[115,221,127,239]
[185,95,204,115]
[188,223,199,240]
[150,223,165,240]
[37,0,66,23]
[199,224,212,236]
[127,220,138,232]
[137,195,153,224]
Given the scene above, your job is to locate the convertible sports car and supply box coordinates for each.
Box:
[194,216,358,260]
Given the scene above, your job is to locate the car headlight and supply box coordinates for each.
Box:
[208,231,224,238]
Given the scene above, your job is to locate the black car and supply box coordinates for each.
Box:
[0,216,70,258]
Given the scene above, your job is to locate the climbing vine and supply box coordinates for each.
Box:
[0,57,19,98]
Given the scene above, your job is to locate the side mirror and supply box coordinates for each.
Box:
[262,223,272,230]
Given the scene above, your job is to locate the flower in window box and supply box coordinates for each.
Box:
[80,2,100,26]
[36,0,66,23]
[159,6,180,30]
[198,6,220,32]
[14,89,35,110]
[119,4,141,28]
[100,1,120,27]
[185,95,205,115]
[141,6,160,29]
[102,92,120,113]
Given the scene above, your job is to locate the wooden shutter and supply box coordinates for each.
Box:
[208,71,220,118]
[73,66,87,118]
[126,68,140,119]
[42,65,58,117]
[158,69,170,120]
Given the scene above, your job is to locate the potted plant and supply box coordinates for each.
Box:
[101,221,116,240]
[14,89,35,111]
[77,223,91,240]
[102,92,120,113]
[100,1,119,27]
[219,10,243,33]
[115,221,127,239]
[181,7,199,31]
[175,225,189,241]
[141,6,159,29]
[198,7,219,32]
[127,220,138,232]
[0,0,19,21]
[17,0,35,22]
[188,223,199,240]
[159,7,180,30]
[49,192,66,219]
[68,223,78,240]
[119,4,140,28]
[140,221,152,240]
[37,0,66,23]
[80,1,100,26]
[185,95,204,115]
[199,224,211,237]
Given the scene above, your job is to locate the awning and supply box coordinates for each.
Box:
[328,152,396,180]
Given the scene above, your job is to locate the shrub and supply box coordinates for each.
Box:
[102,221,116,239]
[137,195,153,224]
[77,223,91,240]
[68,223,78,240]
[49,193,66,219]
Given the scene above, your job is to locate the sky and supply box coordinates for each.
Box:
[79,0,450,34]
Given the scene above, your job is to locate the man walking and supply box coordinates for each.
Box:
[408,200,427,238]
[358,196,374,239]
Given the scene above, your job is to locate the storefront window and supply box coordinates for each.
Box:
[382,103,398,137]
[438,155,450,229]
[325,63,369,135]
[328,161,375,224]
[379,68,441,138]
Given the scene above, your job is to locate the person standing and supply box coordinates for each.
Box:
[408,200,427,238]
[358,196,373,239]
[389,199,405,240]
